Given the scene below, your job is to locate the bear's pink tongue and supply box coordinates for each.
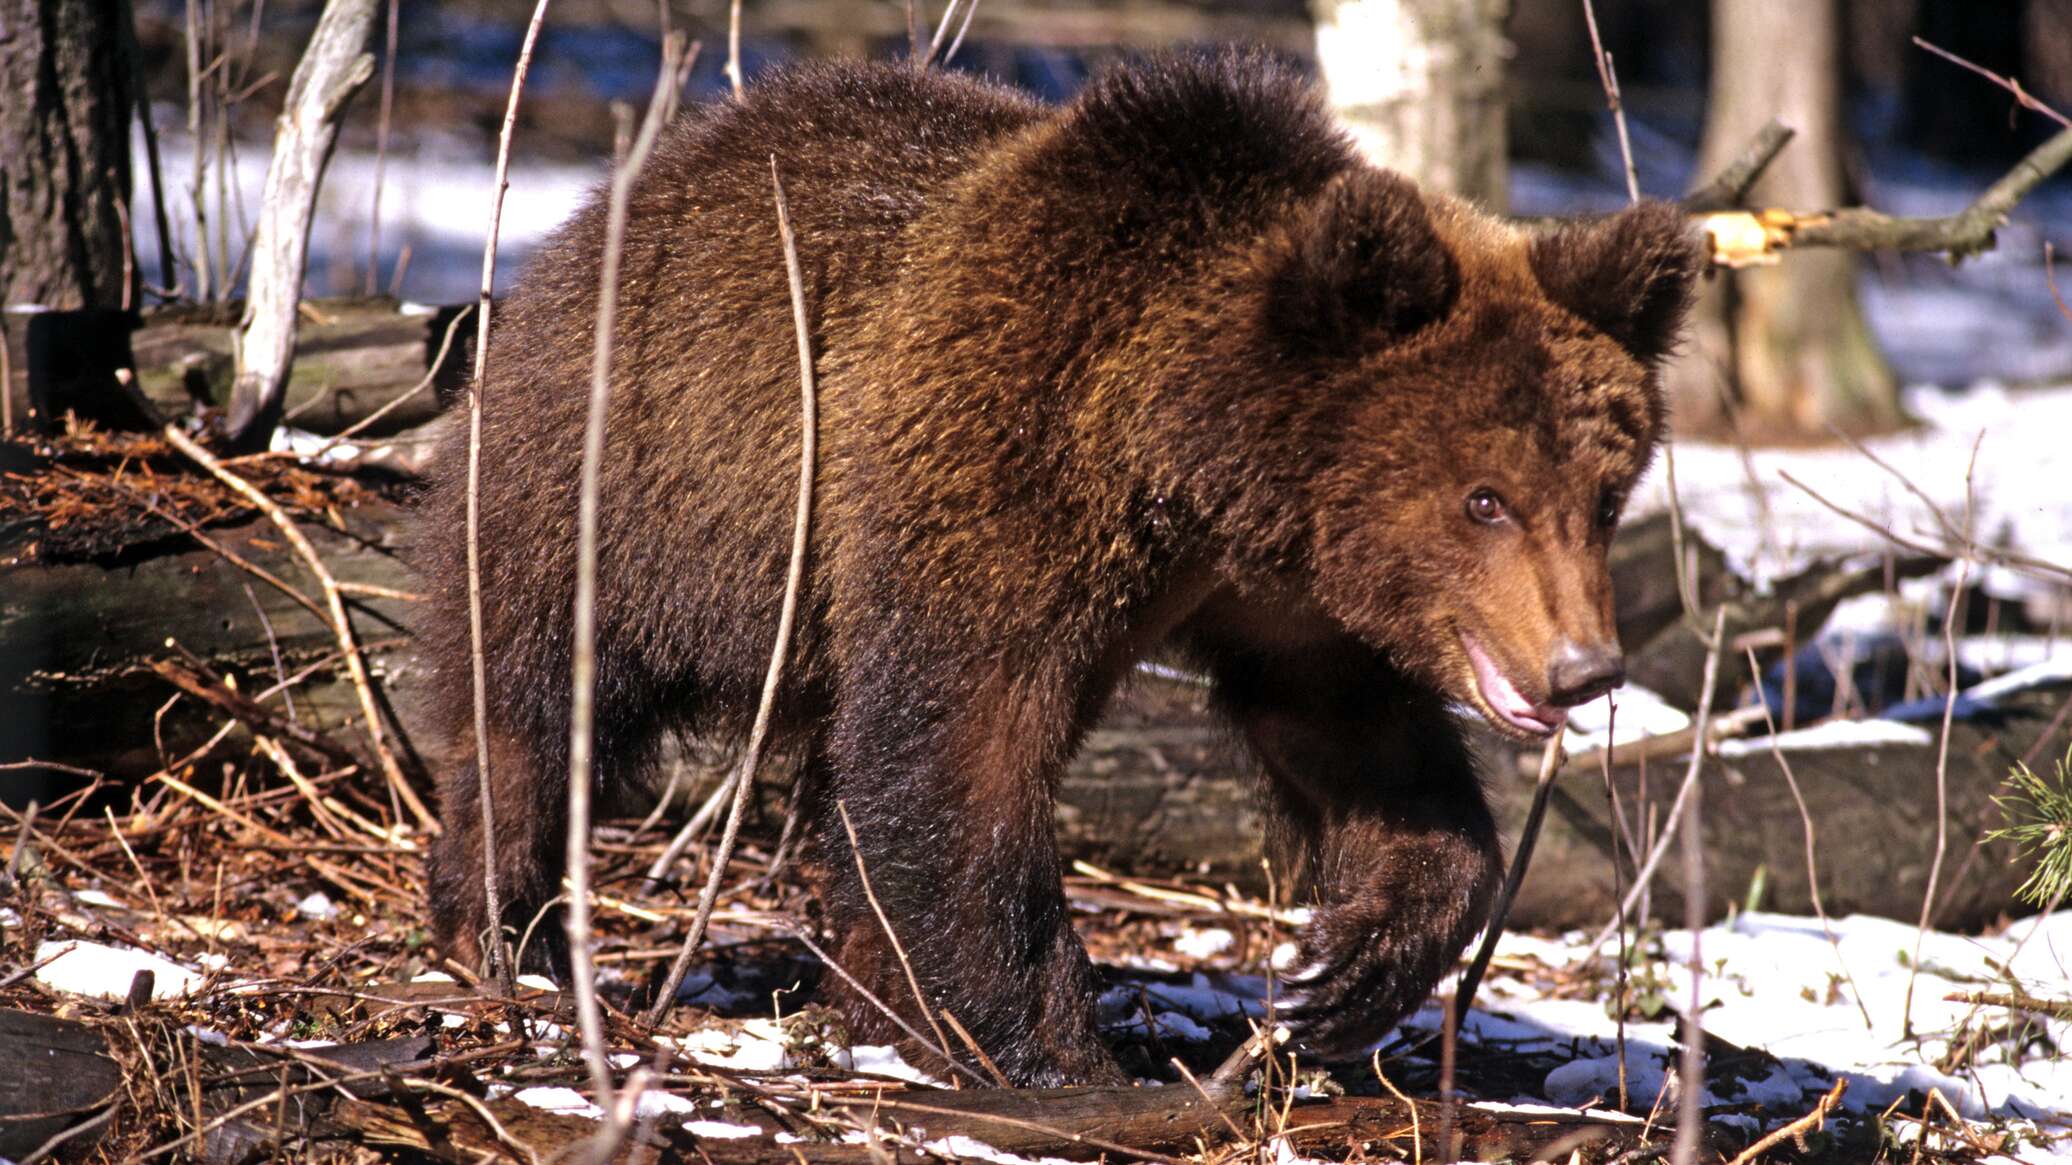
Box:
[1462,634,1567,737]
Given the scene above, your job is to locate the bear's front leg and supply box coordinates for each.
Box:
[1214,636,1502,1058]
[813,651,1125,1087]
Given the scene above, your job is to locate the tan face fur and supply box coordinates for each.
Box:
[1298,196,1698,741]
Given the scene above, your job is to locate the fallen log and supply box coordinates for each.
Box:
[326,1083,1703,1164]
[2,298,472,438]
[0,1008,433,1162]
[1489,683,2067,932]
[1,482,2056,929]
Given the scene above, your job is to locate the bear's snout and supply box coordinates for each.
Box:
[1544,638,1624,707]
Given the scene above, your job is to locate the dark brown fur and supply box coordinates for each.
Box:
[417,54,1700,1086]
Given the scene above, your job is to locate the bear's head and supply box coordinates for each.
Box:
[1256,172,1701,741]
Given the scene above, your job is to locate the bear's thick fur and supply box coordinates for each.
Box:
[417,54,1700,1086]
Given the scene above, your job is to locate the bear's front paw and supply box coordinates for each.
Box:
[1266,912,1459,1059]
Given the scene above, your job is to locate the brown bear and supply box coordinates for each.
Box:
[416,52,1700,1086]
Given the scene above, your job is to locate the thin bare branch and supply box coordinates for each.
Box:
[1913,36,2070,130]
[1680,120,1795,213]
[646,154,819,1025]
[1903,434,1983,1037]
[724,0,744,99]
[1580,0,1638,204]
[566,32,685,1108]
[366,0,398,296]
[466,0,553,992]
[1741,645,1873,1029]
[160,425,433,834]
[836,799,961,1082]
[1454,728,1565,1027]
[1591,606,1728,952]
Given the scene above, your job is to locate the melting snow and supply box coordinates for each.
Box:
[34,940,204,1000]
[1714,718,1935,756]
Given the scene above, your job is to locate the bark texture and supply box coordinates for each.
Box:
[1668,0,1901,438]
[1311,0,1510,208]
[225,0,378,443]
[0,0,136,310]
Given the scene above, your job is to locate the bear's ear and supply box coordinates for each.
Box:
[1265,170,1460,356]
[1528,201,1703,364]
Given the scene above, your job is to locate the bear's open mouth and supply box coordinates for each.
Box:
[1460,632,1567,739]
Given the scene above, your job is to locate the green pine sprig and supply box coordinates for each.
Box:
[1991,745,2072,909]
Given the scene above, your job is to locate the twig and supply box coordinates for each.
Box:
[1723,1078,1847,1165]
[1372,1052,1422,1165]
[1679,120,1795,213]
[646,155,819,1024]
[723,0,744,99]
[123,5,178,298]
[1672,647,1711,1165]
[643,764,745,887]
[920,0,963,68]
[159,426,433,833]
[7,800,40,884]
[1437,994,1458,1164]
[1763,126,2072,258]
[1599,702,1631,1111]
[1580,0,1638,204]
[942,0,980,66]
[303,302,473,454]
[835,799,960,1082]
[1777,469,2071,584]
[1903,435,1982,1037]
[466,0,553,993]
[567,35,685,1110]
[1454,728,1566,1027]
[366,0,398,296]
[1741,645,1872,1028]
[1912,37,2070,130]
[775,923,991,1086]
[1945,989,2072,1022]
[1591,606,1728,952]
[945,1010,1012,1088]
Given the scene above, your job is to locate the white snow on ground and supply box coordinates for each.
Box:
[1713,717,1935,756]
[1564,683,1692,753]
[1632,382,2072,596]
[33,940,204,1000]
[1173,926,1236,959]
[1457,913,2072,1155]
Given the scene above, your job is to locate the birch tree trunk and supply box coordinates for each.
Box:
[1667,0,1901,438]
[1312,0,1511,209]
[0,0,136,310]
[224,0,377,447]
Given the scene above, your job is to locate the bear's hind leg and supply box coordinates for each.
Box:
[428,721,572,975]
[1212,635,1502,1058]
[811,664,1124,1087]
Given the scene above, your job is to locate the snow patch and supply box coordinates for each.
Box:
[681,1118,763,1137]
[1715,718,1934,757]
[1173,927,1235,959]
[35,940,203,1000]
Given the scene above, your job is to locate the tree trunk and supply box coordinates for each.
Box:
[1668,0,1901,439]
[1311,0,1511,209]
[0,0,136,311]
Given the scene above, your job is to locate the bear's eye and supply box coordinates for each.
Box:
[1596,491,1623,529]
[1466,488,1507,525]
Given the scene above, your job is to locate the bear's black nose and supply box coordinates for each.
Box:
[1546,641,1624,707]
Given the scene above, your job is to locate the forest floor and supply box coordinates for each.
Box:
[7,797,2070,1164]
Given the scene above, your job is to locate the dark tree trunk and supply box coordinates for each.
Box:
[0,0,137,311]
